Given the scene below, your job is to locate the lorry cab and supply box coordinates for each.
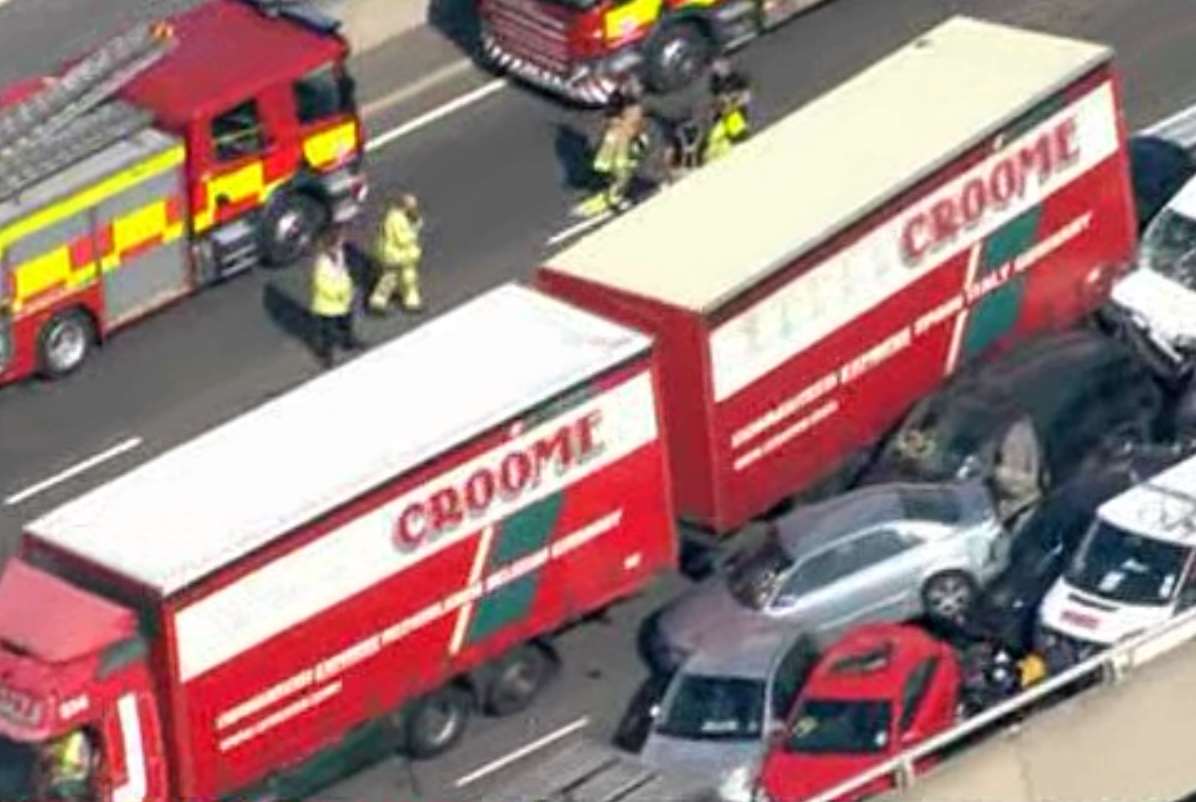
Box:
[1036,452,1196,664]
[0,559,166,802]
[120,0,367,275]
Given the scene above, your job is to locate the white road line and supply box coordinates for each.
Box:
[365,79,507,153]
[4,436,142,506]
[453,716,590,788]
[362,58,475,119]
[546,212,613,247]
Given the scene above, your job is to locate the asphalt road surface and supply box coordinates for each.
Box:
[2,0,1196,798]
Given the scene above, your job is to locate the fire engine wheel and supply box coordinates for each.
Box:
[262,192,328,267]
[484,643,556,717]
[645,23,711,93]
[38,309,93,380]
[922,571,977,622]
[403,685,472,758]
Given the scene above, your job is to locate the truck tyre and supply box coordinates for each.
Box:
[404,685,472,758]
[645,23,711,94]
[38,309,93,380]
[262,192,327,267]
[484,643,556,717]
[921,571,976,622]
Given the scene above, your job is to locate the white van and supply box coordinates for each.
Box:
[1037,453,1196,662]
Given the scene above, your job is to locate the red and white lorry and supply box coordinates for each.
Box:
[538,16,1137,536]
[0,285,675,801]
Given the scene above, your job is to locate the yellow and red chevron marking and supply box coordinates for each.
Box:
[11,193,187,318]
[191,120,360,235]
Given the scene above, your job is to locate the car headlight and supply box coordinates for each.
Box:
[718,765,755,802]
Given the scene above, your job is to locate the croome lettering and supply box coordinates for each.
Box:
[900,118,1080,262]
[394,411,603,548]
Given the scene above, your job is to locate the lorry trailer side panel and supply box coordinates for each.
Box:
[540,66,1133,535]
[705,68,1133,530]
[160,361,673,800]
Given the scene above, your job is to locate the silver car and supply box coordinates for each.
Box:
[640,630,819,802]
[649,481,1009,671]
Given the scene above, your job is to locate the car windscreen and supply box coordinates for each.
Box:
[0,736,37,800]
[784,698,893,755]
[655,674,766,741]
[1140,208,1196,288]
[726,536,795,610]
[1065,520,1191,606]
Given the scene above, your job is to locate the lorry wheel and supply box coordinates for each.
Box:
[921,571,976,622]
[38,309,93,379]
[484,644,556,717]
[262,192,327,267]
[645,23,711,93]
[404,685,472,758]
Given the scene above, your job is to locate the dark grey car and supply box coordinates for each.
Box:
[649,481,1008,672]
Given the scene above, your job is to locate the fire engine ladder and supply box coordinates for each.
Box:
[0,21,175,203]
[0,21,176,159]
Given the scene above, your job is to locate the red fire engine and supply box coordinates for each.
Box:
[479,0,834,103]
[0,0,367,386]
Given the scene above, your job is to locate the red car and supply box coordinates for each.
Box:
[756,624,961,802]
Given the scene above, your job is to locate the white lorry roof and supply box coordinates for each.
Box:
[27,284,651,596]
[1100,454,1196,545]
[545,16,1111,314]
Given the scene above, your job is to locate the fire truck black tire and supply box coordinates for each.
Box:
[38,309,93,380]
[645,22,711,93]
[483,643,556,717]
[261,192,328,267]
[404,685,472,758]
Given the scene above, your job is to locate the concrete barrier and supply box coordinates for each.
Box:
[884,638,1196,802]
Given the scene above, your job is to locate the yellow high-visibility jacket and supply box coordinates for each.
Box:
[311,252,353,317]
[374,208,422,268]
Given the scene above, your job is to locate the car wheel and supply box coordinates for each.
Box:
[922,571,977,621]
[261,192,328,267]
[484,643,556,717]
[403,685,472,758]
[645,23,711,94]
[38,309,93,379]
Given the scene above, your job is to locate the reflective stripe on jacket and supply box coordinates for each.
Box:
[375,208,422,267]
[311,252,353,317]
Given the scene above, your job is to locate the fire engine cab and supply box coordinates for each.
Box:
[0,0,367,386]
[479,0,833,103]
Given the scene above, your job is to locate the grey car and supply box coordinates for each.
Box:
[640,630,819,802]
[649,481,1009,672]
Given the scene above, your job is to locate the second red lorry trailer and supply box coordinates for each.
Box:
[0,285,674,801]
[539,16,1137,536]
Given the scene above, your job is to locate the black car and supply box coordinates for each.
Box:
[962,443,1191,654]
[1129,135,1196,232]
[858,330,1165,496]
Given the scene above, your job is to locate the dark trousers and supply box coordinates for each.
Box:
[315,312,358,365]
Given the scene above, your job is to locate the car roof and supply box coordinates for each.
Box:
[803,624,942,699]
[682,629,806,679]
[775,482,971,558]
[907,331,1132,431]
[1098,452,1196,545]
